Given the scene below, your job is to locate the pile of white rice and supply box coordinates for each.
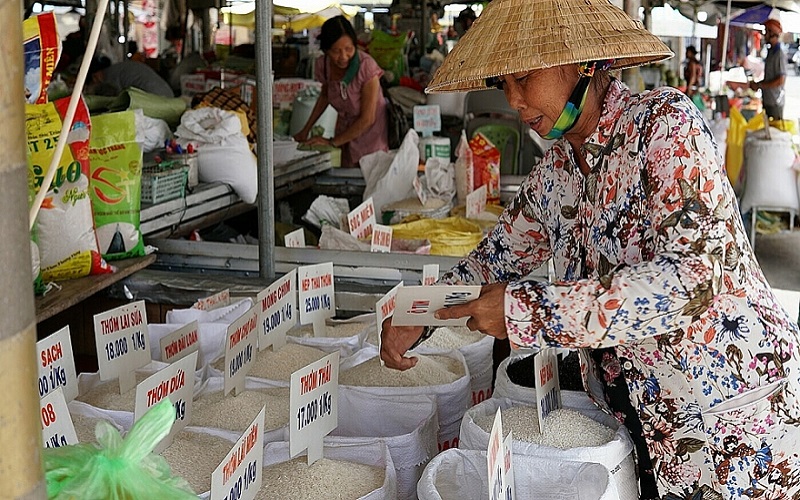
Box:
[340,354,464,387]
[193,387,290,432]
[288,321,369,339]
[256,457,384,499]
[212,344,328,381]
[161,430,234,494]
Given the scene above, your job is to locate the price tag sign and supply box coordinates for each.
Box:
[193,289,231,311]
[160,321,200,367]
[413,104,442,137]
[290,351,339,465]
[466,184,487,219]
[93,301,151,394]
[40,388,77,448]
[135,352,197,452]
[347,197,376,240]
[488,408,505,500]
[37,326,78,402]
[224,305,259,396]
[211,406,264,500]
[413,175,427,206]
[503,431,516,500]
[422,264,439,286]
[284,228,306,248]
[392,285,481,327]
[370,224,393,253]
[298,262,335,337]
[258,269,297,351]
[375,282,403,365]
[534,348,561,434]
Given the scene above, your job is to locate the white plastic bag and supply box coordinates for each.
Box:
[454,130,473,205]
[175,108,258,204]
[332,389,439,500]
[460,397,638,500]
[360,129,419,213]
[424,157,456,200]
[417,448,618,500]
[302,195,351,229]
[339,345,470,452]
[166,298,253,325]
[263,439,397,500]
[740,133,798,215]
[133,109,171,153]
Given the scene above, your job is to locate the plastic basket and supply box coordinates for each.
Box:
[141,162,187,204]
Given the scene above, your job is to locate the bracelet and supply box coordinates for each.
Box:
[409,325,434,351]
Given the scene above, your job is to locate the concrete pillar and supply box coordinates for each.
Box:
[0,0,46,498]
[622,0,644,93]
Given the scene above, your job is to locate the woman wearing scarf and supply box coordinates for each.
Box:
[380,1,800,498]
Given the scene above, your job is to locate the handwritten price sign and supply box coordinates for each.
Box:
[298,262,335,337]
[347,197,376,240]
[392,285,481,327]
[224,305,259,396]
[40,388,77,448]
[211,406,264,500]
[93,301,151,393]
[534,348,561,433]
[37,326,78,401]
[290,352,339,464]
[258,269,297,351]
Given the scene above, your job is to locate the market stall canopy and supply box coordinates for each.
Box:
[274,5,358,31]
[221,3,301,29]
[729,4,800,32]
[649,4,718,38]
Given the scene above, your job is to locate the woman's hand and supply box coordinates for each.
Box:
[434,283,509,339]
[379,317,424,370]
[305,136,335,147]
[293,130,308,142]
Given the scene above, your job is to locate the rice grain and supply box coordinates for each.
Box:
[161,430,233,494]
[193,387,290,432]
[288,321,369,339]
[256,456,384,499]
[424,326,485,350]
[212,344,328,381]
[76,372,152,411]
[339,354,464,387]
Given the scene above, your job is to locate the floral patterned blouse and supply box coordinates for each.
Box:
[441,79,800,499]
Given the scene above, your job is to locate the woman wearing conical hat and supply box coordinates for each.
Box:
[380,1,800,498]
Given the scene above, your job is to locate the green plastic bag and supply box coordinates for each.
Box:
[88,111,146,260]
[368,30,407,85]
[43,400,196,500]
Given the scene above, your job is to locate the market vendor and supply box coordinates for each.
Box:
[292,16,389,167]
[88,57,174,98]
[380,0,800,498]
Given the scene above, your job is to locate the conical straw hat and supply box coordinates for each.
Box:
[428,0,673,93]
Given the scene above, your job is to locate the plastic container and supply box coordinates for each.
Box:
[141,161,187,204]
[166,152,198,188]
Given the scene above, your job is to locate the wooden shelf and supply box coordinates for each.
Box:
[35,254,157,323]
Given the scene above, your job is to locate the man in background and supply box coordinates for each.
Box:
[750,18,787,120]
[683,45,703,97]
[88,57,174,97]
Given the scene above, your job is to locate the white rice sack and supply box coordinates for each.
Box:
[190,376,288,444]
[417,448,617,500]
[68,400,125,444]
[160,428,236,496]
[419,326,494,407]
[460,397,637,500]
[166,298,253,325]
[339,345,470,452]
[286,314,371,357]
[492,351,543,404]
[209,343,329,383]
[332,389,439,500]
[740,136,798,215]
[75,361,206,430]
[259,439,396,500]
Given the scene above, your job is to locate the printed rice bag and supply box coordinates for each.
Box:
[89,111,146,260]
[28,148,45,295]
[469,132,501,203]
[27,96,112,281]
[23,12,60,104]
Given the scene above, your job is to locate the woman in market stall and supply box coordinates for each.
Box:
[293,15,389,167]
[379,0,800,498]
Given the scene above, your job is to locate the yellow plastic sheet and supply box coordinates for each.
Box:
[390,216,483,257]
[726,107,748,190]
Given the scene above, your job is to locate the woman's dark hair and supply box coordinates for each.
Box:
[319,15,357,52]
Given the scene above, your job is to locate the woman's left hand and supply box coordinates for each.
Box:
[433,283,508,339]
[306,136,334,147]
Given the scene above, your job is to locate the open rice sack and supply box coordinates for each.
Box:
[259,438,397,499]
[417,448,618,500]
[332,388,439,500]
[27,96,112,281]
[88,110,146,260]
[208,342,334,385]
[417,326,494,407]
[339,345,470,452]
[459,397,638,500]
[286,313,372,357]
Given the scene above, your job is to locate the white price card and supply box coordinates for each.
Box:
[488,409,505,500]
[160,321,200,367]
[257,269,297,351]
[40,388,77,448]
[93,300,151,394]
[37,326,78,402]
[224,305,259,396]
[370,224,393,253]
[290,351,339,465]
[375,282,403,365]
[422,264,439,286]
[193,289,231,311]
[298,262,336,337]
[466,184,487,219]
[347,197,376,240]
[534,348,561,434]
[392,285,481,327]
[503,431,516,500]
[413,104,442,137]
[284,228,306,248]
[211,406,264,500]
[134,351,198,453]
[413,175,428,206]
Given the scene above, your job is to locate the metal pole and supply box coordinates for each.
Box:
[720,0,732,88]
[0,0,46,497]
[256,0,275,280]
